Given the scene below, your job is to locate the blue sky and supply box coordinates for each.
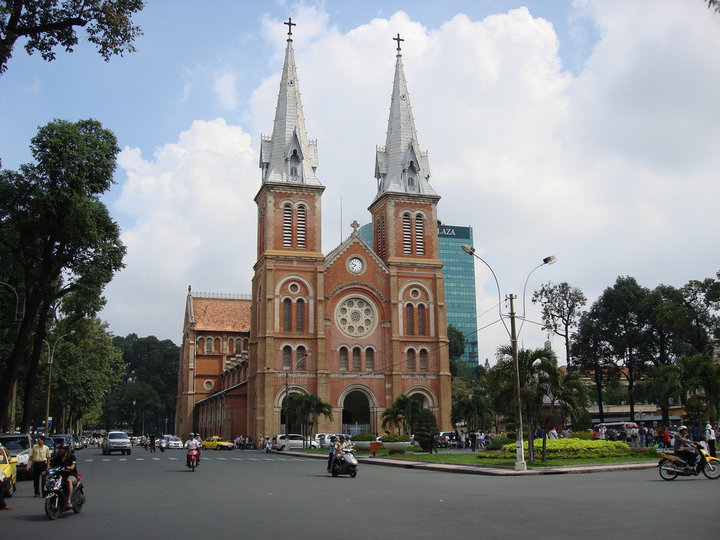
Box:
[1,1,719,362]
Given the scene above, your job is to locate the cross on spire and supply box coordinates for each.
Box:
[284,17,296,38]
[393,33,404,53]
[351,220,360,235]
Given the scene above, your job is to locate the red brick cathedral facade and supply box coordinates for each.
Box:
[177,27,451,441]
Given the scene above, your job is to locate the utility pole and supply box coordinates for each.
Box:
[508,294,527,471]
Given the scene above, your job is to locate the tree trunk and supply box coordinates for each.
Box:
[594,370,605,422]
[20,301,52,432]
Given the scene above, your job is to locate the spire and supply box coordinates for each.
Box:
[259,19,321,186]
[374,35,435,199]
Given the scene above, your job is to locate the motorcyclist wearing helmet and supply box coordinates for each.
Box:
[184,433,201,467]
[673,426,699,470]
[48,443,78,508]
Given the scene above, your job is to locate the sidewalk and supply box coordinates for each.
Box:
[284,450,657,476]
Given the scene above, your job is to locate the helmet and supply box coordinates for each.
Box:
[678,425,688,432]
[189,433,195,437]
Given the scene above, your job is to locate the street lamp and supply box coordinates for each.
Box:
[266,353,311,450]
[44,331,74,436]
[461,244,556,471]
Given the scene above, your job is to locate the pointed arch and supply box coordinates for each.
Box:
[296,204,307,248]
[414,213,424,255]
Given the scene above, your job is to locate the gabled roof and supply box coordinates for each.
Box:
[188,295,251,333]
[324,227,388,274]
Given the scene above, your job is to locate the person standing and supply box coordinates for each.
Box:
[28,435,51,497]
[704,423,717,458]
[327,435,336,472]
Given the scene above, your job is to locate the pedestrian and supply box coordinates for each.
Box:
[28,435,51,497]
[704,423,716,458]
[469,431,477,452]
[0,478,10,511]
[548,427,558,440]
[327,435,336,472]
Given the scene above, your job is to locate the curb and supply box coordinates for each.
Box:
[280,450,658,476]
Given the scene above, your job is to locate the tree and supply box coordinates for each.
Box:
[382,394,422,435]
[709,1,720,14]
[447,324,465,376]
[285,393,332,448]
[532,281,586,364]
[0,118,126,431]
[0,0,145,75]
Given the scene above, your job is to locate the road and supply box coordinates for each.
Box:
[1,447,718,538]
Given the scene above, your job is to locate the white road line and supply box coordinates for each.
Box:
[85,459,93,462]
[102,458,110,462]
[216,457,227,461]
[232,458,244,461]
[169,457,178,460]
[119,458,127,461]
[248,458,260,461]
[136,458,144,461]
[152,457,160,461]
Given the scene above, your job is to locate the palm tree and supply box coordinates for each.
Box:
[382,394,422,434]
[285,393,333,448]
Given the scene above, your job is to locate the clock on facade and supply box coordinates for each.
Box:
[348,256,364,274]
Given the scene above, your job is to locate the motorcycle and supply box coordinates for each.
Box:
[331,445,358,478]
[44,467,86,520]
[658,445,720,480]
[187,448,199,471]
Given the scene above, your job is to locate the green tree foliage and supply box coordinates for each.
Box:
[382,394,422,435]
[414,408,439,446]
[0,0,145,75]
[104,334,179,434]
[0,119,126,431]
[532,281,586,364]
[285,393,333,446]
[447,324,466,376]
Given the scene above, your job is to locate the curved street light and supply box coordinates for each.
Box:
[462,245,556,471]
[266,352,311,449]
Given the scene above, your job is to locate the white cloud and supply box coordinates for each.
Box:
[214,71,239,110]
[103,2,720,364]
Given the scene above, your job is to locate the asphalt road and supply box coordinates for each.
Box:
[2,447,718,539]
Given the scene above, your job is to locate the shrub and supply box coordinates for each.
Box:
[349,433,376,442]
[414,409,439,444]
[382,434,411,443]
[486,435,515,451]
[500,438,630,456]
[570,431,595,440]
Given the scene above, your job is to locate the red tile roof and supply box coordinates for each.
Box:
[193,297,251,333]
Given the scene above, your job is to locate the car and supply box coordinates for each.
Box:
[51,434,74,453]
[0,434,32,478]
[101,431,132,455]
[0,445,17,498]
[272,434,319,451]
[165,436,183,449]
[201,436,234,450]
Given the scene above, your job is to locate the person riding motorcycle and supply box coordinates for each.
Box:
[47,443,78,508]
[674,426,699,470]
[184,433,201,467]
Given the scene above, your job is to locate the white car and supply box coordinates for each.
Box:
[165,436,183,449]
[102,431,132,455]
[272,434,319,451]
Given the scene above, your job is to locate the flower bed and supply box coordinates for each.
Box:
[476,439,633,460]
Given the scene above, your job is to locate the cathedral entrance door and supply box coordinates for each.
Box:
[342,390,371,435]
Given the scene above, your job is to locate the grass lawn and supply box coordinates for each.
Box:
[296,447,660,467]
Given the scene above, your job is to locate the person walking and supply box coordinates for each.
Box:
[704,423,717,458]
[28,435,51,497]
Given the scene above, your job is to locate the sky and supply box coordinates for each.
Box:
[1,0,719,364]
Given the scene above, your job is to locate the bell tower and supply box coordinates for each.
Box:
[249,19,326,440]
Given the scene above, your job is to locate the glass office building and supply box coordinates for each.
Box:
[359,222,478,365]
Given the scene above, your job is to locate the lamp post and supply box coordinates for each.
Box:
[44,331,74,436]
[266,353,310,450]
[461,245,556,471]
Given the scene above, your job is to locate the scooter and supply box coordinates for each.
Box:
[331,445,358,478]
[187,448,199,471]
[658,445,720,480]
[44,467,86,520]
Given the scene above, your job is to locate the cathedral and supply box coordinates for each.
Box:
[176,23,452,441]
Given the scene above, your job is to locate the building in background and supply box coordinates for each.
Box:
[360,222,478,365]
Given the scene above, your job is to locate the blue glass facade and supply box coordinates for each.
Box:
[358,222,478,365]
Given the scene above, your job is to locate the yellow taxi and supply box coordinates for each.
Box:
[0,444,17,498]
[201,436,234,450]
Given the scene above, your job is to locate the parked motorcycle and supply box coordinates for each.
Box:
[44,467,86,520]
[331,445,358,478]
[187,448,199,471]
[658,446,720,480]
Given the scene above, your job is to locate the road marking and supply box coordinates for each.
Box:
[85,459,93,462]
[136,458,144,461]
[119,458,127,461]
[217,457,228,461]
[152,458,160,461]
[248,458,260,461]
[232,458,244,461]
[263,458,273,461]
[169,457,178,460]
[102,459,110,462]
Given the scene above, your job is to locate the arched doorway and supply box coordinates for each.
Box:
[280,394,302,434]
[342,391,371,435]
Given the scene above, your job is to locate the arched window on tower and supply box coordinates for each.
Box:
[415,214,424,255]
[289,150,301,182]
[406,304,415,335]
[297,205,307,248]
[407,349,416,371]
[283,298,292,332]
[283,204,292,247]
[365,348,374,371]
[296,345,306,369]
[283,346,292,370]
[417,304,426,335]
[339,347,348,371]
[420,349,428,371]
[402,213,412,254]
[352,347,361,372]
[205,337,213,354]
[296,298,305,332]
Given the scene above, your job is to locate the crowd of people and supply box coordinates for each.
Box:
[591,422,718,457]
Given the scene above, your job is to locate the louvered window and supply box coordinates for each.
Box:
[353,347,361,371]
[339,347,348,371]
[296,299,305,332]
[283,204,292,247]
[365,349,374,371]
[380,217,386,258]
[406,304,414,335]
[407,349,416,371]
[420,349,428,371]
[402,213,412,254]
[283,298,292,331]
[415,214,424,255]
[418,304,426,335]
[297,205,307,248]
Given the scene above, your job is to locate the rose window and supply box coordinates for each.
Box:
[335,297,377,338]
